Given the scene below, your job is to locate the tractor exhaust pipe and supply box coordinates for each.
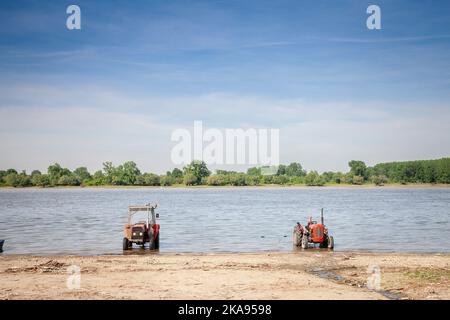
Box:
[321,208,324,225]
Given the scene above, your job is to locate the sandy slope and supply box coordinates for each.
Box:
[0,251,448,300]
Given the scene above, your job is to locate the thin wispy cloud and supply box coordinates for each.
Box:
[326,34,450,43]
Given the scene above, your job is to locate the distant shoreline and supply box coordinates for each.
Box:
[1,183,449,190]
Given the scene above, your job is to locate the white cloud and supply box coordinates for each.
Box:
[0,84,449,173]
[0,106,173,173]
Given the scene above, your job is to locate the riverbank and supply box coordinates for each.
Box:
[1,183,449,189]
[1,251,448,300]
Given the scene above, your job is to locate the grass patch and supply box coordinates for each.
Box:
[404,269,450,283]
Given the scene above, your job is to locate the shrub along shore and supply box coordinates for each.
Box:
[1,158,449,188]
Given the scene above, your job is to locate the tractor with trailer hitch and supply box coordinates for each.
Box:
[123,203,160,250]
[293,208,334,249]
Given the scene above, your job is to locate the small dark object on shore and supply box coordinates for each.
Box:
[0,239,4,253]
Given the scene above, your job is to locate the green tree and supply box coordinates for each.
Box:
[31,170,42,177]
[272,175,289,185]
[168,168,183,184]
[372,174,388,186]
[290,176,305,184]
[207,175,224,186]
[47,163,71,185]
[183,160,210,185]
[183,173,197,186]
[0,170,6,184]
[343,172,354,184]
[73,167,92,183]
[285,162,306,177]
[352,175,364,185]
[228,173,247,186]
[262,175,274,184]
[305,171,325,186]
[4,172,31,187]
[120,161,141,185]
[57,175,80,186]
[135,173,160,186]
[103,161,141,185]
[18,172,32,187]
[160,175,174,186]
[422,163,436,183]
[321,171,335,183]
[93,170,105,180]
[4,173,19,187]
[348,160,367,179]
[370,158,450,183]
[216,170,237,175]
[276,165,286,175]
[332,172,344,184]
[170,168,183,178]
[246,167,261,176]
[85,170,106,186]
[31,174,51,187]
[245,175,260,186]
[102,162,115,184]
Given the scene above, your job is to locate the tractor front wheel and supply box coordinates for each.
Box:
[123,237,130,250]
[327,236,334,249]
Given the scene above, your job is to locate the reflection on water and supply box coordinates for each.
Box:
[0,187,449,255]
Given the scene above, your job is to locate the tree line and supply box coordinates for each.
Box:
[0,158,449,188]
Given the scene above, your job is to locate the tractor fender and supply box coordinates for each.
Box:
[154,224,160,240]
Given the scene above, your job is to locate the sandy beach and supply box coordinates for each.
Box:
[1,251,448,300]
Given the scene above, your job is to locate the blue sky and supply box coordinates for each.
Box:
[0,0,449,173]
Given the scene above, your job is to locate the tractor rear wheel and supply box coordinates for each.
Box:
[154,232,160,250]
[149,232,158,250]
[327,236,334,249]
[149,238,155,250]
[123,237,130,250]
[301,235,308,249]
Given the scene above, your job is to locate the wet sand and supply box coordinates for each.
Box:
[0,251,448,300]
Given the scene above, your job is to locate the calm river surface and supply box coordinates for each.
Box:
[0,187,449,255]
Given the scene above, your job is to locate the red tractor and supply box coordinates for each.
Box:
[293,209,334,250]
[123,203,160,250]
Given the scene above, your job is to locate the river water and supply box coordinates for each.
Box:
[0,187,449,255]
